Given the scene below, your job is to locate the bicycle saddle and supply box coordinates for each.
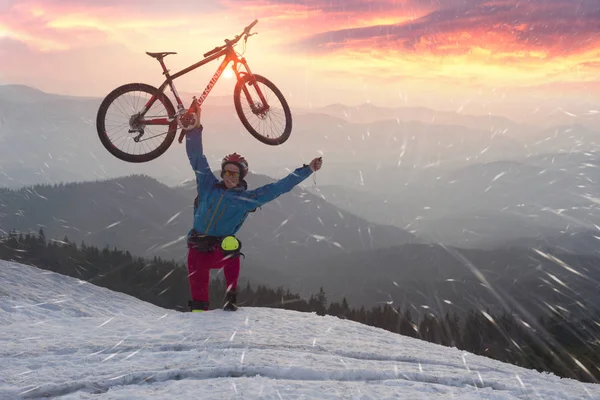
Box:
[145,52,177,59]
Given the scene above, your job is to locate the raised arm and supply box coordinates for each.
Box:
[186,126,218,190]
[241,165,314,208]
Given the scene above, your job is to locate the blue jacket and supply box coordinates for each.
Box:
[186,127,313,237]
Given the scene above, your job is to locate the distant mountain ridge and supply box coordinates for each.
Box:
[3,84,600,256]
[0,172,417,278]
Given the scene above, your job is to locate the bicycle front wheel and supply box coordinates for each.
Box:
[96,83,177,163]
[233,74,292,146]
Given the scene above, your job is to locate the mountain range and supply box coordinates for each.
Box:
[2,174,600,319]
[2,84,600,315]
[2,84,600,189]
[0,174,416,297]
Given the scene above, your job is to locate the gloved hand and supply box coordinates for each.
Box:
[178,98,202,143]
[309,157,323,172]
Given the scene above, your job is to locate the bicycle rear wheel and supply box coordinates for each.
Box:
[96,83,177,163]
[233,74,292,146]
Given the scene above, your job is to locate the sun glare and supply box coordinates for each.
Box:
[223,68,234,79]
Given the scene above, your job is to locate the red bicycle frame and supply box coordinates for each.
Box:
[139,41,269,127]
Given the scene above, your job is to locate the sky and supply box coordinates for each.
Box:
[2,259,598,398]
[0,0,599,114]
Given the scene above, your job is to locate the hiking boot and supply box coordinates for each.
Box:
[223,289,238,311]
[189,300,209,312]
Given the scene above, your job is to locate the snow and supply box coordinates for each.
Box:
[1,260,598,399]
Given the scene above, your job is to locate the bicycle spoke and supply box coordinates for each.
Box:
[102,89,172,156]
[137,131,169,142]
[239,80,288,141]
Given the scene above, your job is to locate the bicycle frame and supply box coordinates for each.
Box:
[139,43,269,126]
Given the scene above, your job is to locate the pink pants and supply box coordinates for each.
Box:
[187,246,240,304]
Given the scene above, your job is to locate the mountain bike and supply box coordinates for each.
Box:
[96,20,292,163]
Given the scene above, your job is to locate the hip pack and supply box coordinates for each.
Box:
[188,231,222,252]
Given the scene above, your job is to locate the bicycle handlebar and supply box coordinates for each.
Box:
[245,19,258,34]
[203,20,259,58]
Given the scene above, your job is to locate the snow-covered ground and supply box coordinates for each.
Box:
[1,260,598,399]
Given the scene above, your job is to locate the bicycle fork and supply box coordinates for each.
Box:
[234,58,270,115]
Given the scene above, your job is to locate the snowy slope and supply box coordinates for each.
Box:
[0,261,598,399]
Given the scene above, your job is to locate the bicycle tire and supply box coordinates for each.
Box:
[233,74,292,146]
[96,83,177,163]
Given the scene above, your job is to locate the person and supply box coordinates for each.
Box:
[179,100,323,312]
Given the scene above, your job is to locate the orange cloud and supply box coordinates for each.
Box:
[207,0,599,90]
[219,0,431,40]
[1,0,599,108]
[0,1,226,51]
[290,0,600,56]
[255,0,600,88]
[0,0,244,97]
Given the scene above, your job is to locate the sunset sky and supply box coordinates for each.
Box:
[1,0,599,115]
